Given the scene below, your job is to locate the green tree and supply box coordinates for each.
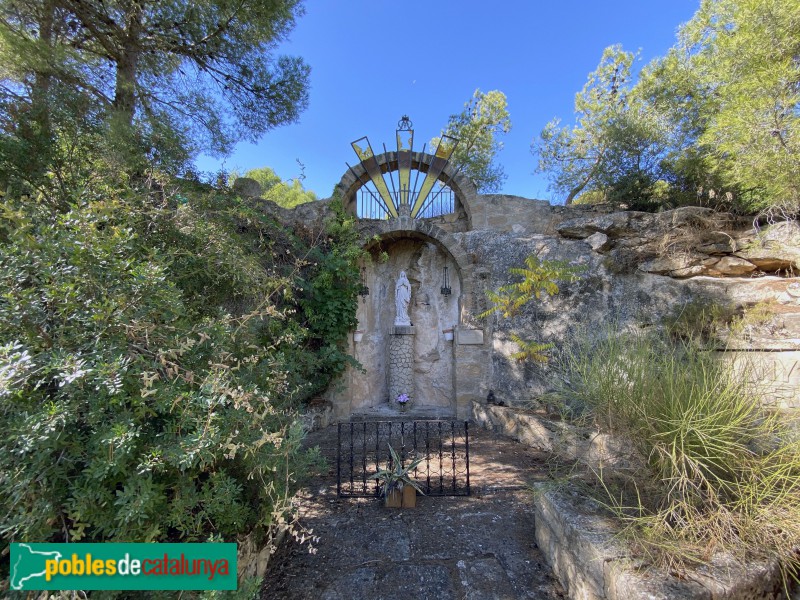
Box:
[264,178,316,208]
[243,166,317,208]
[634,49,730,208]
[0,181,361,554]
[533,46,668,206]
[0,0,310,168]
[244,166,282,193]
[0,0,363,568]
[535,1,800,214]
[678,0,800,211]
[432,89,511,193]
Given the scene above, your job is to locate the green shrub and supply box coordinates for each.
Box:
[559,329,800,578]
[0,181,360,587]
[480,255,585,363]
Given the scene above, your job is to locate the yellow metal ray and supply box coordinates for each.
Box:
[396,129,413,207]
[411,135,458,218]
[351,137,397,217]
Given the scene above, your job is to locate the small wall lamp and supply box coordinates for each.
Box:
[441,266,451,296]
[358,267,370,301]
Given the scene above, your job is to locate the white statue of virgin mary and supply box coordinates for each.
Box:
[394,271,411,327]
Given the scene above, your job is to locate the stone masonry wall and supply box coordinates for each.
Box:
[460,202,800,413]
[241,179,800,419]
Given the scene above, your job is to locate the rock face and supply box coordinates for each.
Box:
[232,177,262,198]
[269,192,800,420]
[454,205,800,410]
[737,221,800,272]
[556,207,799,278]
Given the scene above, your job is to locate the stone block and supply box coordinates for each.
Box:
[533,484,784,600]
[710,256,757,276]
[472,403,556,451]
[586,232,611,252]
[557,212,639,240]
[471,402,634,470]
[640,254,703,275]
[393,325,415,335]
[232,177,262,198]
[488,215,511,228]
[604,561,710,600]
[721,351,800,409]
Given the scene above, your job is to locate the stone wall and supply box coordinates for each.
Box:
[459,202,800,411]
[242,179,800,420]
[533,486,784,600]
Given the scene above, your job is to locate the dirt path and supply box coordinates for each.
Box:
[260,424,566,600]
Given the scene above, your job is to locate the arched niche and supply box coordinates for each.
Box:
[351,226,470,415]
[357,219,479,324]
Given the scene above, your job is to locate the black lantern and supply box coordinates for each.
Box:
[358,267,370,301]
[441,266,451,296]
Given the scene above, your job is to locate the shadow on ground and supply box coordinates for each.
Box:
[260,424,566,600]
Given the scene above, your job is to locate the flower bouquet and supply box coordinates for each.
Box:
[396,393,409,411]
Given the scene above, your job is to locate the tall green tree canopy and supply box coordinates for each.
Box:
[533,46,650,205]
[243,166,283,193]
[0,0,366,561]
[0,0,310,172]
[243,166,317,208]
[534,0,800,213]
[432,89,511,193]
[678,0,800,211]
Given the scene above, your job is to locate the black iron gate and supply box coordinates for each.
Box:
[336,420,470,497]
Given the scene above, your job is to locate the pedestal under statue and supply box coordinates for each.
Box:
[389,271,414,409]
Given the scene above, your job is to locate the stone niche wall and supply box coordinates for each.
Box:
[347,237,460,415]
[246,181,800,419]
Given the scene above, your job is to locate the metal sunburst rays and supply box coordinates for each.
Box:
[348,117,459,219]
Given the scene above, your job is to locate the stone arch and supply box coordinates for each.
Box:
[358,218,480,325]
[335,151,479,226]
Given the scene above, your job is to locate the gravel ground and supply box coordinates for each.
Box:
[260,423,566,600]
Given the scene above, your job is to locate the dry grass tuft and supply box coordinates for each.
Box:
[558,329,800,585]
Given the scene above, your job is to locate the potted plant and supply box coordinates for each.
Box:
[368,445,424,508]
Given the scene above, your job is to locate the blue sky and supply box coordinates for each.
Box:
[195,1,701,203]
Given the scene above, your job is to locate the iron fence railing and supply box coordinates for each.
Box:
[357,188,455,220]
[337,420,470,497]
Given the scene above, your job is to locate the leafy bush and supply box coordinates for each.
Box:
[481,255,585,363]
[0,179,360,582]
[559,329,800,579]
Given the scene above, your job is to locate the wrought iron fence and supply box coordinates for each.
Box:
[357,188,455,220]
[357,189,390,220]
[417,188,455,219]
[337,420,470,497]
